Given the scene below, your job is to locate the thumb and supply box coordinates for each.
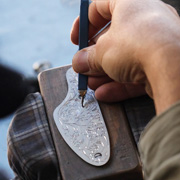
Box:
[72,45,105,76]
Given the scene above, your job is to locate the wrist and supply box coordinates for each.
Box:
[144,42,180,114]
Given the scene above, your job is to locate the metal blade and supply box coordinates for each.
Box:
[53,68,110,166]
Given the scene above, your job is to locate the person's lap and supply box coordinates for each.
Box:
[7,92,155,179]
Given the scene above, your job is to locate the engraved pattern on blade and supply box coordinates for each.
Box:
[53,68,110,166]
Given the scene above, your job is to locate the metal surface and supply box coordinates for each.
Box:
[53,68,110,166]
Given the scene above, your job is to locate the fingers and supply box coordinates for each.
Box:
[71,0,113,45]
[88,1,112,36]
[95,82,146,102]
[72,44,105,76]
[88,75,112,90]
[71,16,110,46]
[89,24,110,46]
[71,17,79,45]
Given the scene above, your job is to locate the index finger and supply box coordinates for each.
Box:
[71,0,114,45]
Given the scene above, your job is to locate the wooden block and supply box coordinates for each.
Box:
[38,65,143,180]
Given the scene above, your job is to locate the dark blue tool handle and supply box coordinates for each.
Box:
[78,0,89,91]
[79,0,89,50]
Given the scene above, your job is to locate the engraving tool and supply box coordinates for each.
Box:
[78,0,89,107]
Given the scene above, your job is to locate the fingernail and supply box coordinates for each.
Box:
[72,50,89,73]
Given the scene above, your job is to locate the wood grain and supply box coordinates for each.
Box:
[38,65,143,180]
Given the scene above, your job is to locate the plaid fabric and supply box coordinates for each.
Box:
[123,95,156,143]
[7,93,155,180]
[7,93,61,180]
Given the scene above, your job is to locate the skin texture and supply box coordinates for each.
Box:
[71,0,180,115]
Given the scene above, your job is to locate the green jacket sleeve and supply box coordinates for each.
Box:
[139,101,180,180]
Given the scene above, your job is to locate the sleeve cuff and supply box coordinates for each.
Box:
[139,100,180,180]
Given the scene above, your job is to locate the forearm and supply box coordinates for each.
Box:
[144,42,180,114]
[139,42,180,180]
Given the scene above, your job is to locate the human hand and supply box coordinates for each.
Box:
[73,22,146,102]
[71,0,180,114]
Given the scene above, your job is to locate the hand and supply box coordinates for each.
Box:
[73,22,146,102]
[71,0,180,114]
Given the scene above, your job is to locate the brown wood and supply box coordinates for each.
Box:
[38,65,143,180]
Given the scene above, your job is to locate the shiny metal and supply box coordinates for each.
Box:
[53,68,110,166]
[79,90,87,107]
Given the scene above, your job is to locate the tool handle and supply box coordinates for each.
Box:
[78,0,89,91]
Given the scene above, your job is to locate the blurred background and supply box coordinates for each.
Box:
[0,0,80,178]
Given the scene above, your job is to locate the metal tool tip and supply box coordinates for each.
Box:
[79,90,87,108]
[81,96,85,108]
